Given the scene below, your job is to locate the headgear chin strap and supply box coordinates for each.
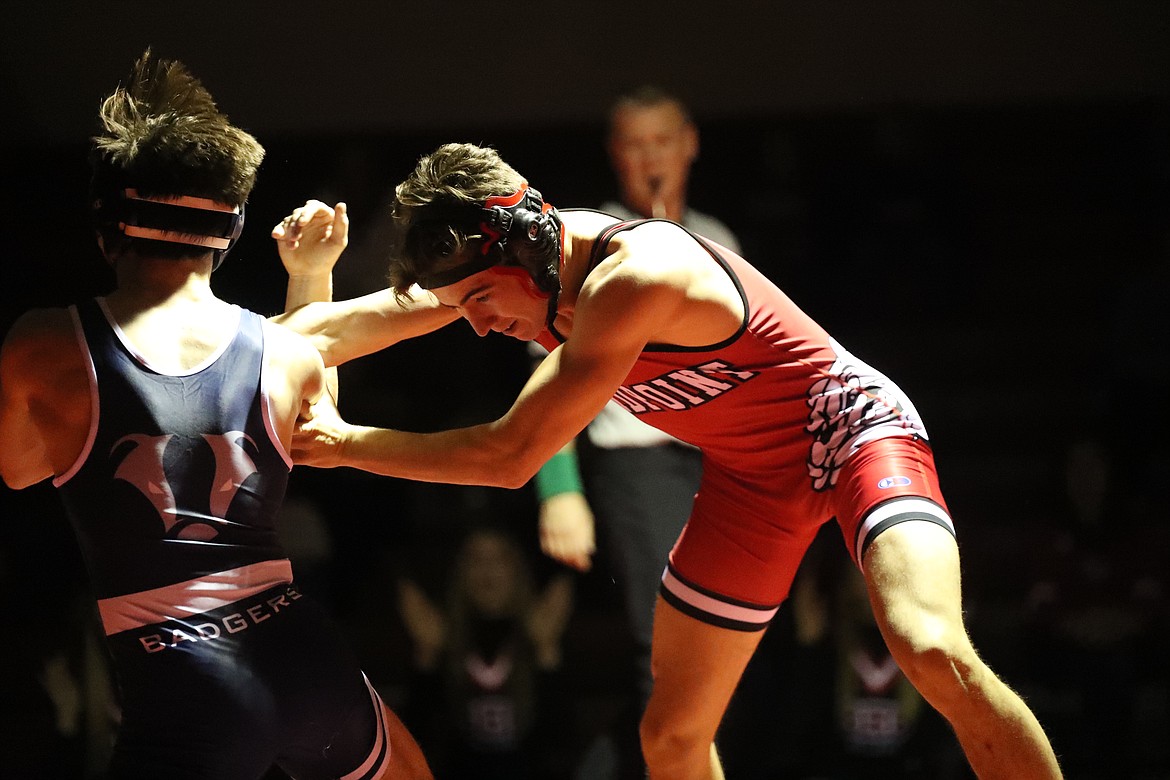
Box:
[106,189,245,270]
[416,182,563,295]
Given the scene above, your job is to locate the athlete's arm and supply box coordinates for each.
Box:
[293,246,695,488]
[0,309,83,489]
[270,200,459,366]
[260,319,332,452]
[272,288,459,368]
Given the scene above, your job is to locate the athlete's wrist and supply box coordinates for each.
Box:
[335,422,370,469]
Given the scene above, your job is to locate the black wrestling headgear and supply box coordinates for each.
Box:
[94,188,245,271]
[415,182,562,294]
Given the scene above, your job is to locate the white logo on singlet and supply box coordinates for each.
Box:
[805,343,927,491]
[111,431,259,540]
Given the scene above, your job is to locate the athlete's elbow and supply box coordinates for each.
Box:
[475,440,543,490]
[498,467,537,491]
[477,458,535,490]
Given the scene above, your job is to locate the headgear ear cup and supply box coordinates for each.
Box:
[417,182,563,294]
[412,181,565,332]
[480,184,563,295]
[212,202,245,271]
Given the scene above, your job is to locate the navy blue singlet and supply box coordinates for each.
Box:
[54,298,391,780]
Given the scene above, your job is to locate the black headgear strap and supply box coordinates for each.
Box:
[416,182,562,292]
[111,189,244,270]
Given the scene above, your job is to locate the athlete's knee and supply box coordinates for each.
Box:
[640,702,713,771]
[884,619,987,709]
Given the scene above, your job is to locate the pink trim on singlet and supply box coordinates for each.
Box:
[661,566,780,626]
[53,306,100,488]
[96,559,294,635]
[97,298,240,377]
[340,674,392,780]
[259,320,294,470]
[854,497,955,569]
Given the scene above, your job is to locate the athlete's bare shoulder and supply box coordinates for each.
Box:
[259,317,327,427]
[262,315,320,356]
[2,306,78,372]
[1,306,89,488]
[580,220,744,348]
[578,220,727,304]
[561,209,621,234]
[261,318,326,384]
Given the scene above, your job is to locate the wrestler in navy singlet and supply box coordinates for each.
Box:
[55,298,390,780]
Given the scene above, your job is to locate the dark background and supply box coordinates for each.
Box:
[2,2,1168,777]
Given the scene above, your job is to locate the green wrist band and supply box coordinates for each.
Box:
[535,450,584,501]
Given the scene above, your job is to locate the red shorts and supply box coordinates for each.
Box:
[661,435,953,631]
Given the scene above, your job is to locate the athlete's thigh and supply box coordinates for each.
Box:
[645,594,765,738]
[831,437,967,653]
[106,735,272,780]
[831,435,954,569]
[862,519,966,640]
[665,463,825,621]
[376,701,432,780]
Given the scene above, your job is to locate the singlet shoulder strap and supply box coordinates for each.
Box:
[582,218,751,353]
[73,297,108,336]
[586,218,658,273]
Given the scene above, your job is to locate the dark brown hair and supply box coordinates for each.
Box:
[386,142,524,298]
[90,50,264,260]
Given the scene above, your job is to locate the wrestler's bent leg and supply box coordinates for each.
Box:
[862,520,1062,779]
[640,595,763,780]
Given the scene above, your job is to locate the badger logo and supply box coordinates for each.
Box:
[111,432,259,540]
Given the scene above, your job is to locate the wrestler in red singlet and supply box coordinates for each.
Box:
[539,219,954,630]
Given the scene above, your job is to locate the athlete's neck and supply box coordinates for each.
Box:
[108,254,218,316]
[551,212,623,336]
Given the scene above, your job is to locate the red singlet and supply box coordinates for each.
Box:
[538,220,954,631]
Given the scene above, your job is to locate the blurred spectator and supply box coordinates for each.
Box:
[397,525,576,779]
[824,563,967,778]
[1023,436,1168,777]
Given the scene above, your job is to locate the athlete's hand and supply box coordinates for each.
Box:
[291,398,350,468]
[539,492,596,572]
[272,200,349,277]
